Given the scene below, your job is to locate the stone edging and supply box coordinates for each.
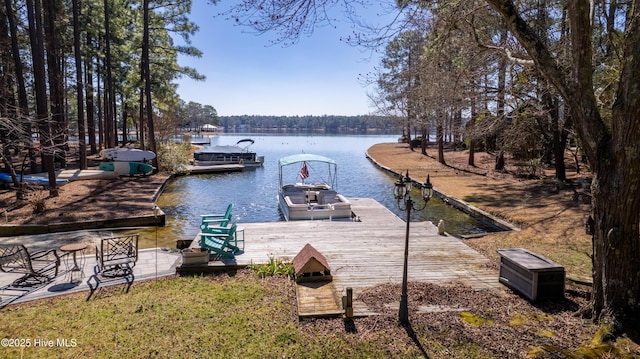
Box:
[365,150,520,233]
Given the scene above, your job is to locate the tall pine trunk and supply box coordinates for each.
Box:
[142,0,158,170]
[103,0,114,147]
[437,122,445,165]
[494,26,507,171]
[420,123,427,156]
[467,81,478,167]
[44,0,65,169]
[72,0,86,169]
[96,58,104,151]
[550,97,566,180]
[4,0,36,171]
[85,33,97,155]
[26,0,57,196]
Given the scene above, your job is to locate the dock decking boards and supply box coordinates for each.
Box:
[295,281,342,318]
[184,197,502,317]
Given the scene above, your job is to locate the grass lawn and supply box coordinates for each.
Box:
[2,272,415,358]
[2,269,639,358]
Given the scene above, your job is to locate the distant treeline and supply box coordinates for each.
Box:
[217,115,398,133]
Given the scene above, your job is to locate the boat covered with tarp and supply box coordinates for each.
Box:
[193,139,264,167]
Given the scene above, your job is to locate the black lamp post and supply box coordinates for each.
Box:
[394,170,433,325]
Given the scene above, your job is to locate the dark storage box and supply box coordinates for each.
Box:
[496,248,565,301]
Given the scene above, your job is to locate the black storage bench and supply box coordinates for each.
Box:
[496,248,565,302]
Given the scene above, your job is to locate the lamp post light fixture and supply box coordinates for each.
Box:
[394,171,433,325]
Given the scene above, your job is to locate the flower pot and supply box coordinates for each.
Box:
[181,247,209,265]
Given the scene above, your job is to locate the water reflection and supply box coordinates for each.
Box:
[134,133,499,248]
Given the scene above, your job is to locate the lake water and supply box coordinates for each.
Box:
[138,133,499,248]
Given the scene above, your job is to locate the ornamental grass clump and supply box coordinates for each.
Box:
[27,189,47,214]
[249,256,294,278]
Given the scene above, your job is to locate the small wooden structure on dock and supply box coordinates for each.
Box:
[176,197,505,318]
[293,244,341,318]
[292,243,332,283]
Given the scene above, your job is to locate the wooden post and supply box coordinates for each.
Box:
[342,287,353,318]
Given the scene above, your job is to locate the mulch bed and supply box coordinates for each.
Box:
[0,173,170,225]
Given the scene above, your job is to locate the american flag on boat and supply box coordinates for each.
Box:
[299,162,309,180]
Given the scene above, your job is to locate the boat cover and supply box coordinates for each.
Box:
[278,154,336,166]
[195,145,243,154]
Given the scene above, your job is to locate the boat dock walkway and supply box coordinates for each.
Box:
[1,198,503,316]
[182,197,503,317]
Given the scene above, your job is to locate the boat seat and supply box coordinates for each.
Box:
[282,185,304,195]
[288,195,308,205]
[304,191,318,202]
[318,190,339,204]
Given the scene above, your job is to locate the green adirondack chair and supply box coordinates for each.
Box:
[198,223,240,259]
[200,219,245,251]
[200,203,233,227]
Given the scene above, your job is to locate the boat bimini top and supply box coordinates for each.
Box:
[278,154,338,189]
[278,154,335,166]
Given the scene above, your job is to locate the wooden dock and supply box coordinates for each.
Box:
[179,197,502,318]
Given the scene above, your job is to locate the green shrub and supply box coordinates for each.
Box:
[156,141,191,174]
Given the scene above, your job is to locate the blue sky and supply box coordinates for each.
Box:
[173,1,395,116]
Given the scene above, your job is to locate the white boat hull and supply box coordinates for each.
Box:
[193,157,264,167]
[278,191,352,221]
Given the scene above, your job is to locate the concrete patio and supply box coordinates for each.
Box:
[1,248,181,307]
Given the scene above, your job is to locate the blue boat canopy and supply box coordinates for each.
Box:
[278,154,336,166]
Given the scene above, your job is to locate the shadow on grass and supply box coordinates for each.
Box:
[86,264,135,301]
[402,321,430,358]
[0,281,48,309]
[344,318,357,333]
[343,317,429,357]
